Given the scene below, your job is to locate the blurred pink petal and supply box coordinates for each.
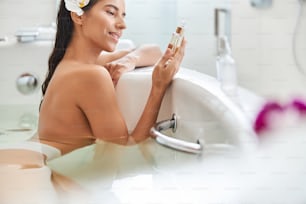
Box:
[290,99,306,116]
[253,102,284,135]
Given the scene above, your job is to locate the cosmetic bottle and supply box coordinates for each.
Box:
[216,36,238,101]
[168,21,185,52]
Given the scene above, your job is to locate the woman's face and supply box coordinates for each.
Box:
[82,0,126,52]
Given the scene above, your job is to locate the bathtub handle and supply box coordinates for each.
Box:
[150,114,203,154]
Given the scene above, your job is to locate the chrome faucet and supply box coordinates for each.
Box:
[214,8,231,55]
[16,73,39,95]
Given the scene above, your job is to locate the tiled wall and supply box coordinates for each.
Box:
[0,0,56,37]
[123,0,176,47]
[0,0,55,105]
[0,0,228,76]
[232,0,306,98]
[125,0,230,76]
[1,0,304,99]
[177,0,230,76]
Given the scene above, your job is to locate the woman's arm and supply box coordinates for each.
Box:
[97,44,162,85]
[80,40,186,145]
[129,44,163,67]
[97,44,162,67]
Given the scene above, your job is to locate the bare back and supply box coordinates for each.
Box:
[38,61,115,154]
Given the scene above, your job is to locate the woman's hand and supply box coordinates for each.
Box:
[152,39,186,90]
[104,55,139,86]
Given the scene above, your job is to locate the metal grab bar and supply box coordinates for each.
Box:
[150,114,203,154]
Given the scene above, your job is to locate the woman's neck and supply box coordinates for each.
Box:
[64,34,102,64]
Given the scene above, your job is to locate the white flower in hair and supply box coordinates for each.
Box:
[64,0,90,16]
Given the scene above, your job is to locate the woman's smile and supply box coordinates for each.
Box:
[108,31,121,42]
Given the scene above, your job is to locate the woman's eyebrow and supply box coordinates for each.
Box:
[105,4,126,17]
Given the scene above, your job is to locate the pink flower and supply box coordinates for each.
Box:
[253,101,284,135]
[290,99,306,116]
[253,98,306,136]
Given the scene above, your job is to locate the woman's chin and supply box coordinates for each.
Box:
[104,45,117,53]
[103,40,119,52]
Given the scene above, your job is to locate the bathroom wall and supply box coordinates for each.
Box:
[124,0,230,76]
[0,0,56,38]
[176,0,230,76]
[231,0,306,98]
[0,0,55,105]
[0,0,229,77]
[2,0,303,99]
[123,0,176,47]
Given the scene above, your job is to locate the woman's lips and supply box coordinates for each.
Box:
[109,32,121,42]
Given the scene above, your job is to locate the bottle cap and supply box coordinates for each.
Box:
[218,35,231,54]
[176,20,186,34]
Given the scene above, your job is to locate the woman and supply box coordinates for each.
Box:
[0,0,186,203]
[38,0,185,155]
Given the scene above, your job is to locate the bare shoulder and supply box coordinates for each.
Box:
[65,64,117,110]
[56,63,112,88]
[83,65,114,90]
[74,64,111,82]
[50,62,115,103]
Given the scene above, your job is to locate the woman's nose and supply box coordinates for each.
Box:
[116,17,126,30]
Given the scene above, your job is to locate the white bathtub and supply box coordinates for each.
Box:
[47,67,268,204]
[0,41,275,203]
[0,40,50,143]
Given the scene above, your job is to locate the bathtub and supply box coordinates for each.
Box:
[0,40,50,143]
[49,69,305,203]
[0,40,272,203]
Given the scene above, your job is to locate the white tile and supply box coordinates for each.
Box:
[232,0,306,96]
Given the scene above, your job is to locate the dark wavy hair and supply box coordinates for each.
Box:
[41,0,98,98]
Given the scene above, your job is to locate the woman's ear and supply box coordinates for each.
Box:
[70,12,83,25]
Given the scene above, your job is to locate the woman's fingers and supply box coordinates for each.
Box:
[165,39,184,72]
[157,48,173,68]
[151,39,187,90]
[174,39,186,64]
[165,39,186,73]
